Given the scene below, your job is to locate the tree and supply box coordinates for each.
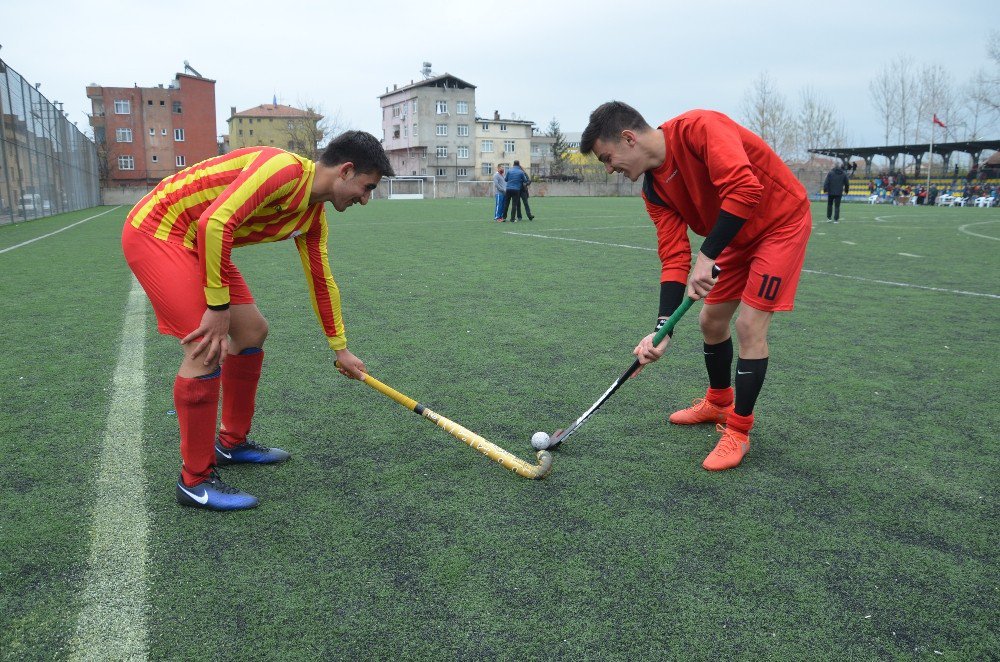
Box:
[971,30,1000,118]
[869,62,897,146]
[547,117,569,177]
[794,86,846,160]
[740,71,794,159]
[286,101,346,160]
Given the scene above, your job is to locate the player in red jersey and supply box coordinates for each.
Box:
[580,102,811,471]
[122,131,394,509]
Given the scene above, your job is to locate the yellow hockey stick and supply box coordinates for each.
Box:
[342,365,553,480]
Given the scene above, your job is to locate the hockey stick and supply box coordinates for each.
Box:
[344,366,554,479]
[546,265,720,449]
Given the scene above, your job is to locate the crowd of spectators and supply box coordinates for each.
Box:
[865,169,998,207]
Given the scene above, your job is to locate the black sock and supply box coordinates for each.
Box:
[704,338,733,389]
[734,357,768,416]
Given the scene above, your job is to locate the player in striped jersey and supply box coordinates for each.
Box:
[122,131,394,510]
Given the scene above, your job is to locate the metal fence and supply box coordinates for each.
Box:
[0,57,100,225]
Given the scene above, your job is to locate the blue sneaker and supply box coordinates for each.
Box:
[175,470,258,511]
[215,438,291,465]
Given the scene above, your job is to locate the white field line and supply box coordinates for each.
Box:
[335,212,634,229]
[0,207,122,254]
[898,253,923,258]
[841,241,857,245]
[505,231,1000,299]
[69,278,150,661]
[958,219,1000,241]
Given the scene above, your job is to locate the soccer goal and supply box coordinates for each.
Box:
[384,177,426,200]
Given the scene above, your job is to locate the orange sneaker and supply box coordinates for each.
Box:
[702,424,750,471]
[669,398,734,425]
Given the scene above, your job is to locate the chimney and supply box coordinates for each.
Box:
[493,110,500,120]
[230,106,236,117]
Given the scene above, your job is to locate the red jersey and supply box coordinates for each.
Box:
[127,147,348,350]
[642,110,809,284]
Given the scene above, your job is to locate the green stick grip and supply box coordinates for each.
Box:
[651,265,720,345]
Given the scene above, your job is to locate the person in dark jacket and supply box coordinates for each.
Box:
[502,161,530,222]
[823,164,850,223]
[519,168,535,220]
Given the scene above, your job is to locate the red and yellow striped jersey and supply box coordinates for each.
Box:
[126,147,348,350]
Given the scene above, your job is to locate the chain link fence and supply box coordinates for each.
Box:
[0,58,100,225]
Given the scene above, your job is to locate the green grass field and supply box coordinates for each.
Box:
[1,198,997,660]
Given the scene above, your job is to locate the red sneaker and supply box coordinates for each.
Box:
[702,424,750,471]
[669,398,733,425]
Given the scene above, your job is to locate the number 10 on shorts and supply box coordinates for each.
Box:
[758,274,782,301]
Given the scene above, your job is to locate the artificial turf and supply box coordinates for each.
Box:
[0,198,997,659]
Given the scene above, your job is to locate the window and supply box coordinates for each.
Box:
[176,155,186,167]
[436,124,448,136]
[481,162,492,175]
[504,140,515,153]
[393,125,400,139]
[147,100,153,106]
[500,123,507,132]
[481,140,494,153]
[149,128,155,136]
[436,146,448,158]
[437,168,446,176]
[151,155,158,163]
[411,99,418,113]
[248,118,253,124]
[159,100,165,106]
[403,125,408,138]
[392,105,401,118]
[482,123,490,131]
[115,128,133,143]
[456,101,468,115]
[436,100,448,114]
[457,167,468,177]
[457,146,469,159]
[118,155,134,170]
[161,129,167,135]
[238,129,244,136]
[249,130,254,136]
[457,124,469,137]
[114,100,130,114]
[174,128,185,141]
[173,101,182,114]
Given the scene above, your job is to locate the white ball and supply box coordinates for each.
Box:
[530,431,551,450]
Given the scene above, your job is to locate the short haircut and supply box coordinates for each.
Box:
[319,130,395,177]
[579,101,652,155]
[513,160,520,166]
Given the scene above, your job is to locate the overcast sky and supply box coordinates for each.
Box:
[3,0,996,147]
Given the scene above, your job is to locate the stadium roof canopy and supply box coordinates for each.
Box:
[809,140,1000,176]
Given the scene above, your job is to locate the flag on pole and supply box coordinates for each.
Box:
[933,114,947,128]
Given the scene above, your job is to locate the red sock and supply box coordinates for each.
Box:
[174,373,221,486]
[218,349,264,449]
[706,386,734,407]
[726,411,754,435]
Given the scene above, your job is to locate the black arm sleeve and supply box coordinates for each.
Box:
[698,209,746,260]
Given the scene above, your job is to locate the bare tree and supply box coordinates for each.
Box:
[869,62,897,146]
[963,72,997,138]
[891,56,917,146]
[916,64,960,143]
[285,101,347,159]
[794,86,846,159]
[741,71,794,159]
[971,30,1000,117]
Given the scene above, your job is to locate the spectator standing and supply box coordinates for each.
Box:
[519,167,535,220]
[502,160,530,222]
[492,164,506,222]
[823,163,850,223]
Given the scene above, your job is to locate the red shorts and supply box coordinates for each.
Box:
[122,225,255,339]
[707,207,812,311]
